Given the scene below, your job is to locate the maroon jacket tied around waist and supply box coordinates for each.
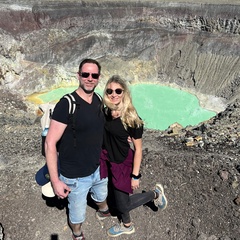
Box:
[100,148,134,194]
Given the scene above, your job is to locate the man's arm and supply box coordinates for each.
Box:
[45,119,71,198]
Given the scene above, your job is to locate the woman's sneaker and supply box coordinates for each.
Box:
[107,222,135,237]
[154,183,168,210]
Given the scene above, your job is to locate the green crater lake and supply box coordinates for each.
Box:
[34,83,216,130]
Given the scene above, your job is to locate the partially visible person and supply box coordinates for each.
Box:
[45,59,111,240]
[100,75,168,237]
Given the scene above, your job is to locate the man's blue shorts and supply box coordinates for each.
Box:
[60,166,108,224]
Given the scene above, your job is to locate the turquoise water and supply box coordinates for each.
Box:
[35,84,216,130]
[130,84,215,130]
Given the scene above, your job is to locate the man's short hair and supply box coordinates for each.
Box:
[78,59,101,74]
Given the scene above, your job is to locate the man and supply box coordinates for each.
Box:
[45,59,110,240]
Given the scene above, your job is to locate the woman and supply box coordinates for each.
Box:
[100,75,167,237]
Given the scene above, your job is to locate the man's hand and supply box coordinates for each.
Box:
[52,180,71,199]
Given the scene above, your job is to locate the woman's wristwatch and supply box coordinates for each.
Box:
[131,173,142,180]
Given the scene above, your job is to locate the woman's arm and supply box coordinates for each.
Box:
[131,137,142,189]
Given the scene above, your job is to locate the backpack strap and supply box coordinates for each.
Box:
[95,92,104,113]
[63,93,76,115]
[63,93,78,147]
[95,92,102,101]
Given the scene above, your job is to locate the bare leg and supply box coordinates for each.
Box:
[95,199,109,211]
[69,222,82,236]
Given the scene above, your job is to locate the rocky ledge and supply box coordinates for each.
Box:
[0,0,239,108]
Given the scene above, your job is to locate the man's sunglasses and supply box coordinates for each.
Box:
[106,88,124,95]
[80,72,100,79]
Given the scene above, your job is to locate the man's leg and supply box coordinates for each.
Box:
[60,174,91,238]
[95,199,108,212]
[91,167,111,220]
[69,222,82,237]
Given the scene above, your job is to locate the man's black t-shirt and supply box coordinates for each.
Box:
[52,91,104,178]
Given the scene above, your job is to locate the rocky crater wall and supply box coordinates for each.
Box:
[0,1,239,108]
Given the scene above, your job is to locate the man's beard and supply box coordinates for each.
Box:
[80,83,96,94]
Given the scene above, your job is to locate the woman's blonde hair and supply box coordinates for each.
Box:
[103,75,144,129]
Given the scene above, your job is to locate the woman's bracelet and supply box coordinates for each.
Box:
[131,173,142,180]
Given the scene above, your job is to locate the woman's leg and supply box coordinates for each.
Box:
[113,188,131,224]
[107,188,156,237]
[128,191,155,211]
[114,187,155,224]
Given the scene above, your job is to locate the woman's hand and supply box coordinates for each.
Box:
[131,178,140,190]
[127,136,132,143]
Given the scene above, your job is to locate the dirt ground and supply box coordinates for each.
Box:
[0,89,239,240]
